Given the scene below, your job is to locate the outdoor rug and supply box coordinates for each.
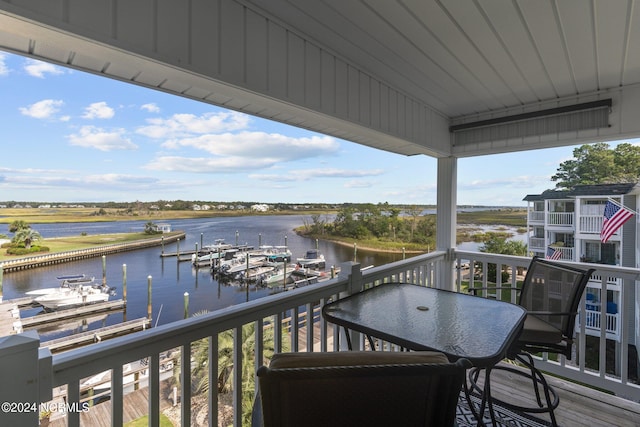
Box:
[456,391,552,427]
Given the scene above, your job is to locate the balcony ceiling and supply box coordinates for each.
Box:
[0,1,639,157]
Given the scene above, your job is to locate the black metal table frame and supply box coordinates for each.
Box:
[322,282,527,426]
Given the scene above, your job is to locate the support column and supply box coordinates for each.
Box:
[436,157,457,290]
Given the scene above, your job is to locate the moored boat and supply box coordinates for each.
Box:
[26,274,96,296]
[34,283,114,310]
[253,245,292,262]
[296,249,326,269]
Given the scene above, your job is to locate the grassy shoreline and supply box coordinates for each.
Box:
[0,231,183,262]
[0,208,527,258]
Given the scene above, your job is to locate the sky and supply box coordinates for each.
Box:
[0,51,632,207]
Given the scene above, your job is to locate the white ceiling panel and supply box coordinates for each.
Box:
[2,0,640,158]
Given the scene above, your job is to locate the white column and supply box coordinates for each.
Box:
[436,157,457,290]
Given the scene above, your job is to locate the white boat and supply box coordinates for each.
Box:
[296,249,326,269]
[237,264,277,281]
[223,256,268,275]
[26,274,96,296]
[34,283,114,310]
[81,354,174,397]
[253,245,292,263]
[202,238,233,252]
[263,268,295,288]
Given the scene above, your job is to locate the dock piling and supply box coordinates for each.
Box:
[102,255,107,286]
[183,292,189,319]
[122,264,127,302]
[147,276,152,320]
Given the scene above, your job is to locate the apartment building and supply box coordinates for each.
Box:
[524,183,639,346]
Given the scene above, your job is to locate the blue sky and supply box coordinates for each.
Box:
[0,51,628,206]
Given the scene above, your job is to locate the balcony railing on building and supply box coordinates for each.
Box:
[579,215,605,234]
[528,211,545,222]
[3,251,640,426]
[547,212,575,227]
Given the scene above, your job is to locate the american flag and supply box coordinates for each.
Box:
[601,200,634,243]
[546,246,562,260]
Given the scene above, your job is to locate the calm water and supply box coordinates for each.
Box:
[1,215,405,341]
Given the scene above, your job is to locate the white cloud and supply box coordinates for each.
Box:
[162,132,339,161]
[82,102,115,119]
[461,175,549,190]
[137,111,250,138]
[344,180,374,189]
[23,59,65,78]
[145,156,277,173]
[141,103,160,113]
[0,53,9,76]
[250,168,385,182]
[19,99,64,119]
[67,126,137,151]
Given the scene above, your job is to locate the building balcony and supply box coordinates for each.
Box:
[528,237,546,251]
[579,215,605,234]
[2,251,639,426]
[546,212,575,228]
[528,211,545,223]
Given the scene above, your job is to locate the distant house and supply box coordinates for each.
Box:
[154,223,172,233]
[251,204,269,212]
[193,204,201,211]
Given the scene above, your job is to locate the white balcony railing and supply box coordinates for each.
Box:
[547,212,574,227]
[3,251,640,426]
[528,211,545,222]
[528,237,545,250]
[579,310,619,339]
[579,215,604,234]
[556,246,574,261]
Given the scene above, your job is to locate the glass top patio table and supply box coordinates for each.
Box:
[322,282,526,368]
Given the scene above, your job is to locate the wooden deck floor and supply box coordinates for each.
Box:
[299,323,640,427]
[480,362,640,427]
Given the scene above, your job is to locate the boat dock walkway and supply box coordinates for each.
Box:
[0,298,151,352]
[0,232,185,273]
[41,317,151,352]
[21,300,126,328]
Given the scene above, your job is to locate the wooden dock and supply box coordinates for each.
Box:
[0,298,151,352]
[0,232,185,272]
[42,317,151,352]
[21,300,126,328]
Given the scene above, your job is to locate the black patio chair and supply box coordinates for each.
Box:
[468,257,594,426]
[253,350,471,427]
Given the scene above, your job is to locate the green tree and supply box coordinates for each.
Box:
[181,320,285,426]
[13,228,42,249]
[144,222,160,235]
[479,233,528,282]
[551,143,640,189]
[8,220,30,233]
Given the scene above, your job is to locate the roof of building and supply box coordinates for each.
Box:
[523,183,639,201]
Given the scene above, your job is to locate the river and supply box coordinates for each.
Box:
[1,215,526,342]
[1,215,407,341]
